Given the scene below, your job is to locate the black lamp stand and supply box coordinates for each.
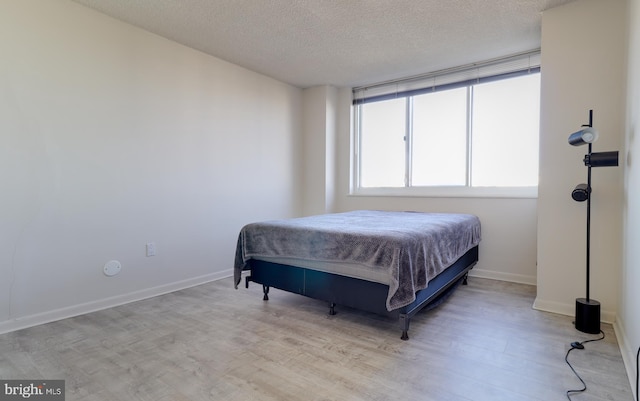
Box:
[574,133,600,334]
[571,110,618,334]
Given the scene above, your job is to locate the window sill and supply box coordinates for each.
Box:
[349,186,538,199]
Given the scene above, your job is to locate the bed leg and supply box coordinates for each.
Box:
[262,285,270,301]
[463,273,469,285]
[399,314,410,341]
[328,302,337,316]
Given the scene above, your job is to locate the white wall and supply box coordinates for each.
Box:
[301,86,337,215]
[620,0,640,395]
[536,0,626,323]
[0,0,302,333]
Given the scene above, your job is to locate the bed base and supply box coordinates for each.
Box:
[245,246,478,340]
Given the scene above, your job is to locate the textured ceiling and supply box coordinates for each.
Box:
[71,0,578,88]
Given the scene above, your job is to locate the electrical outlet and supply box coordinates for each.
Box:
[146,242,156,257]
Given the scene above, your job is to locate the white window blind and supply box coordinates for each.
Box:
[353,49,541,105]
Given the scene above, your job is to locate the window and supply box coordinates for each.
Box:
[412,87,468,186]
[352,51,540,197]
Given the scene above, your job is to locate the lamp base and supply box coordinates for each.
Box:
[575,298,600,334]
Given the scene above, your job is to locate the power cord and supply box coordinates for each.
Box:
[565,330,605,400]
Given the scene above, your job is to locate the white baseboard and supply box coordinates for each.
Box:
[532,297,616,324]
[614,318,637,401]
[0,269,233,335]
[469,268,536,286]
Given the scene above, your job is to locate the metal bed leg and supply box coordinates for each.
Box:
[262,285,270,301]
[463,273,469,285]
[329,302,337,316]
[399,314,410,341]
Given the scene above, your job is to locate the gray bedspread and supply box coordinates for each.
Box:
[234,210,481,311]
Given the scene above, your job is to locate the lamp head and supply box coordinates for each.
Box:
[568,127,598,146]
[585,151,619,167]
[571,183,589,202]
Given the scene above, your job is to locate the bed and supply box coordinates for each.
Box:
[234,210,481,340]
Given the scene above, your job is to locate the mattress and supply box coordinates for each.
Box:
[250,256,391,285]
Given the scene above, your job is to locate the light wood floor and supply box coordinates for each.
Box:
[0,277,633,401]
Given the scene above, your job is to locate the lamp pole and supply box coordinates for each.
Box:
[585,110,592,303]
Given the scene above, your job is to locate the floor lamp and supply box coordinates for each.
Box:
[568,110,619,334]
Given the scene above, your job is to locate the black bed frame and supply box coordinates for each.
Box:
[244,245,479,340]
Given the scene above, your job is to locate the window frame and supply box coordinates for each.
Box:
[351,56,540,199]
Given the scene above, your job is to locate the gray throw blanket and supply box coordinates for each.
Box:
[234,210,481,311]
